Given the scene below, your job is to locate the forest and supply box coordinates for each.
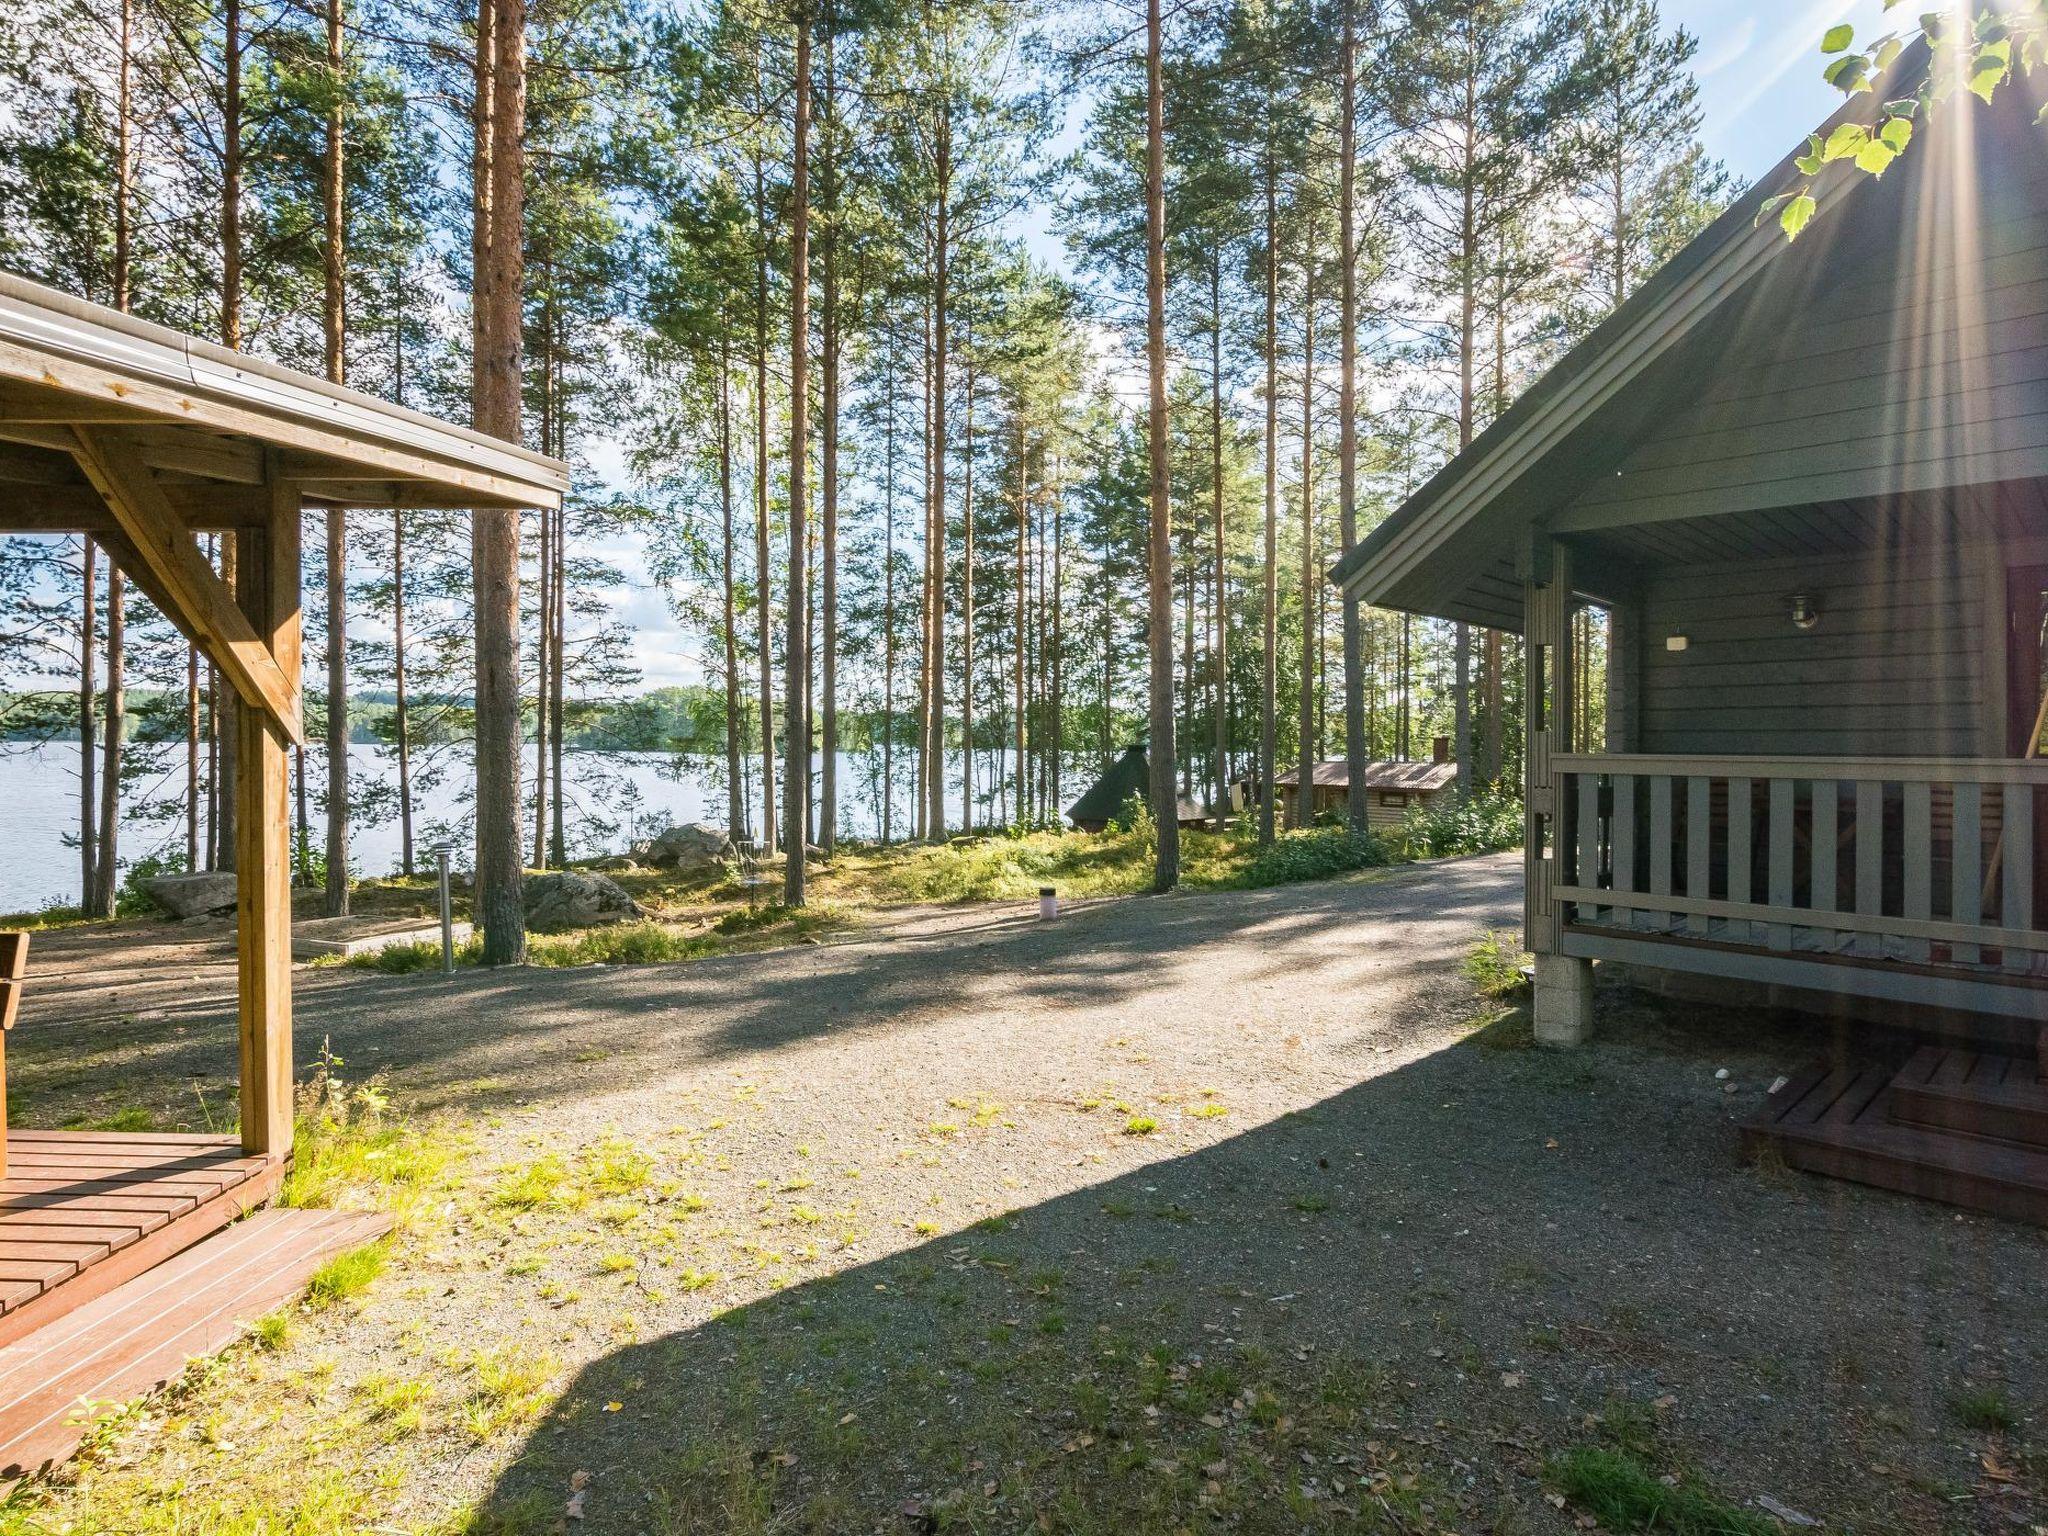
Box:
[0,0,1738,926]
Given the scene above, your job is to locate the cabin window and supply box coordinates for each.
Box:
[1377,792,1407,808]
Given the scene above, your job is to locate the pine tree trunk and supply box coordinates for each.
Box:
[754,150,777,857]
[1014,416,1027,826]
[93,570,124,917]
[784,16,811,903]
[79,540,97,903]
[819,31,840,852]
[960,328,975,830]
[1144,0,1177,890]
[186,645,200,872]
[393,511,414,876]
[926,118,950,842]
[1210,256,1227,828]
[323,0,349,915]
[1260,139,1278,848]
[471,0,528,964]
[1296,268,1315,831]
[1337,2,1367,834]
[882,345,897,845]
[720,332,744,840]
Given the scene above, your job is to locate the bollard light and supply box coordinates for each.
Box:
[433,842,456,975]
[1040,885,1058,921]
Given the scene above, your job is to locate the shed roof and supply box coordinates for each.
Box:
[1274,760,1456,793]
[1325,41,2043,632]
[0,271,569,517]
[0,269,570,744]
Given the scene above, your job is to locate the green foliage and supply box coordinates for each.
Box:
[1465,929,1532,998]
[1236,827,1392,888]
[306,1242,389,1307]
[1548,1446,1779,1536]
[1948,1386,2020,1433]
[1396,787,1524,859]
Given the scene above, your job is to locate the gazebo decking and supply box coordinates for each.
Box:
[0,1131,281,1350]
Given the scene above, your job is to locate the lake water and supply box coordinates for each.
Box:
[0,738,1024,914]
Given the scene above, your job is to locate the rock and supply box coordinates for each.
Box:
[143,872,239,919]
[644,822,734,871]
[591,857,639,873]
[523,871,646,930]
[628,839,657,863]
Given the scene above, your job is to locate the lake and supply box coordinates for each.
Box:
[0,739,1022,914]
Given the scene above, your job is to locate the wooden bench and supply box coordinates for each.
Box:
[0,933,23,1179]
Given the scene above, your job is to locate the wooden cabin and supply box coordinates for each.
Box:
[1334,49,2048,1052]
[0,271,566,1474]
[1274,738,1458,831]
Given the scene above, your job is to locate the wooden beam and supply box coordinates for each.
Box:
[66,427,304,744]
[235,466,299,1161]
[0,443,81,486]
[0,483,272,532]
[1,421,263,486]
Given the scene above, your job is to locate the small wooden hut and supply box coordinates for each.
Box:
[1274,738,1458,830]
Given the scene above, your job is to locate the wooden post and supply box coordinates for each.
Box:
[235,466,301,1160]
[0,932,26,1179]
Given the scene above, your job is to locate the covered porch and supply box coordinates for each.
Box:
[0,269,565,1465]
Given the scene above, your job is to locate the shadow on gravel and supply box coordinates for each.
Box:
[465,1003,2043,1535]
[11,858,1525,1126]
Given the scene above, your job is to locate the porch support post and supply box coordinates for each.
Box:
[1533,952,1594,1045]
[235,461,302,1159]
[1525,534,1595,1044]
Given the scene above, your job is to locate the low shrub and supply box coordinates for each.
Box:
[1236,827,1392,888]
[1397,785,1524,859]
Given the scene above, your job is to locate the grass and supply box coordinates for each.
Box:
[1949,1386,2021,1433]
[1548,1446,1780,1536]
[1464,928,1532,998]
[305,1241,388,1307]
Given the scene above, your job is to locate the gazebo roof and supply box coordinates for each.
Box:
[0,271,569,519]
[0,269,570,744]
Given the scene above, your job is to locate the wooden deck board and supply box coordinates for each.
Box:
[1745,1049,2048,1225]
[0,1207,390,1482]
[0,1133,281,1351]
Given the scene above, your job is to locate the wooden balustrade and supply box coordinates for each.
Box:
[1550,754,2048,975]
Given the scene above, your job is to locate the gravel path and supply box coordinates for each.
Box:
[10,853,2046,1534]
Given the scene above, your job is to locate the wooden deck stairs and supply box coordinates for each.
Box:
[1742,1040,2048,1225]
[0,1205,391,1483]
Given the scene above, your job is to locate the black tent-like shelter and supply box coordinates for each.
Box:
[1066,744,1212,832]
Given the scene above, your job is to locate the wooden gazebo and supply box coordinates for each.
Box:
[0,273,567,1355]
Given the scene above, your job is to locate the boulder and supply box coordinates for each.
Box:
[644,822,734,871]
[628,839,658,864]
[523,871,646,930]
[143,871,239,919]
[592,856,640,873]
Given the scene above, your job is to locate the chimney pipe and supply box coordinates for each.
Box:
[1432,735,1451,765]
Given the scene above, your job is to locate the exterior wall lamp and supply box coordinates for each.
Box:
[1788,592,1821,631]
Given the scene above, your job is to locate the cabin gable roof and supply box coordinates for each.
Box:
[1330,43,2048,631]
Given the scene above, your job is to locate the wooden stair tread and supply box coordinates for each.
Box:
[1745,1053,2048,1226]
[0,1207,391,1482]
[1889,1046,2048,1150]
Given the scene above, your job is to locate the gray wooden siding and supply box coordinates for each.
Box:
[1635,547,1986,758]
[1564,166,2048,530]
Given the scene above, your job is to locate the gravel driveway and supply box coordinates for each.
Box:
[9,852,2045,1534]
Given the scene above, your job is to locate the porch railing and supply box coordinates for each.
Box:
[1551,754,2048,974]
